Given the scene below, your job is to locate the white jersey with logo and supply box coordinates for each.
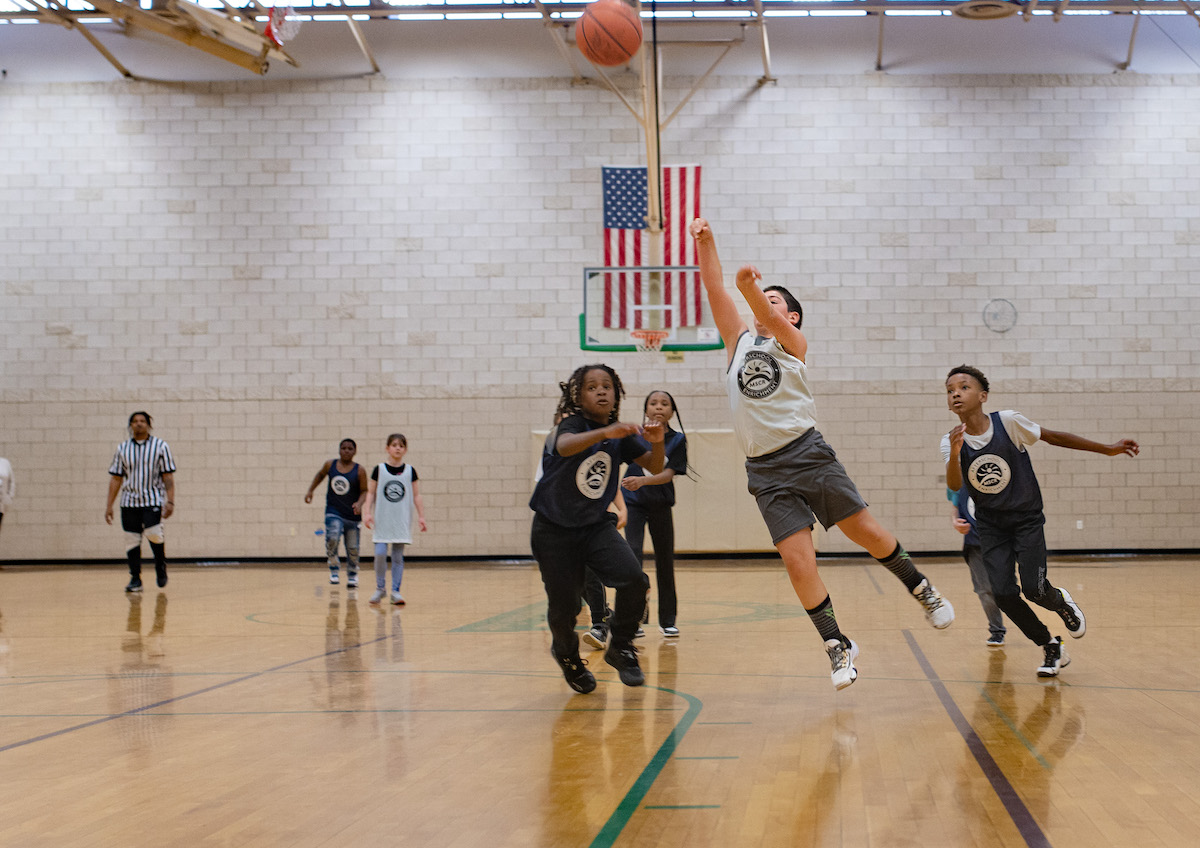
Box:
[372,463,416,544]
[726,331,817,457]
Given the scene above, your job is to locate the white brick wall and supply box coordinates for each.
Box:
[0,73,1196,560]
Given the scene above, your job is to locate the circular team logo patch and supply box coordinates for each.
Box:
[383,480,406,503]
[330,476,351,496]
[968,454,1011,495]
[575,453,611,500]
[738,351,782,399]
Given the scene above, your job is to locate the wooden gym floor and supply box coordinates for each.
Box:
[1,556,1197,848]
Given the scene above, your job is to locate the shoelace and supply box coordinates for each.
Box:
[827,644,849,668]
[915,585,943,610]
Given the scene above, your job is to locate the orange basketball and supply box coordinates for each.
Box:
[576,0,643,67]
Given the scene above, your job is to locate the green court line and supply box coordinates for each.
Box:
[449,602,547,632]
[589,687,703,848]
[979,689,1051,770]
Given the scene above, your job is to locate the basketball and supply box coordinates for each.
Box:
[576,0,643,67]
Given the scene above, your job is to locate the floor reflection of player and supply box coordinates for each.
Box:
[321,590,364,721]
[963,651,1086,824]
[108,593,172,756]
[543,696,611,848]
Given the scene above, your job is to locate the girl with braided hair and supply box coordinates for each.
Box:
[530,364,664,693]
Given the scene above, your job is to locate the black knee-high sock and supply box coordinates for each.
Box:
[126,546,142,577]
[149,541,166,570]
[805,595,846,644]
[875,542,923,592]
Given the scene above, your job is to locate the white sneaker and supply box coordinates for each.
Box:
[1037,636,1071,677]
[347,573,358,589]
[369,589,385,604]
[825,638,859,690]
[581,625,608,650]
[912,579,954,629]
[329,572,339,585]
[390,592,406,606]
[660,625,680,637]
[1056,588,1086,638]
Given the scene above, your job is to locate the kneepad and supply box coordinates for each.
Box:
[144,524,165,545]
[125,532,145,552]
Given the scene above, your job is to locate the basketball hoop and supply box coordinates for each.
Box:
[630,329,670,355]
[265,6,301,48]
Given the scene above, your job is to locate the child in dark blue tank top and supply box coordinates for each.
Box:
[944,365,1139,677]
[304,438,368,587]
[621,390,690,637]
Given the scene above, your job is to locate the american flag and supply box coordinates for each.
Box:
[602,164,702,329]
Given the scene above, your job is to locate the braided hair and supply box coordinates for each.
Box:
[555,364,625,424]
[642,389,697,480]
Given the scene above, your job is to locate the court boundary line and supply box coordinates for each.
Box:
[903,629,1053,848]
[0,634,393,754]
[589,687,704,848]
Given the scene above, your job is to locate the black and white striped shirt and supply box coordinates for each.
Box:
[109,436,177,508]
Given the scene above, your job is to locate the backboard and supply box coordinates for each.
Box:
[579,265,724,352]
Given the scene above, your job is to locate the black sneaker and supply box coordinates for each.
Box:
[125,577,143,593]
[1056,588,1086,638]
[604,642,645,687]
[155,564,168,588]
[551,646,596,694]
[1037,636,1071,677]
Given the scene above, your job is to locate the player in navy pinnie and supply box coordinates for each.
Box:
[530,364,664,693]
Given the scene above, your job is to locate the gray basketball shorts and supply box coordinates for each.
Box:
[744,428,868,545]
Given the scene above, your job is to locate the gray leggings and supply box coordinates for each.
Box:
[374,542,406,592]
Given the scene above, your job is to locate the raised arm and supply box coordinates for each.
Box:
[734,265,808,361]
[689,217,747,361]
[1039,428,1140,457]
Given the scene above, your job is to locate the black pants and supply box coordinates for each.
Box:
[532,512,648,656]
[979,509,1062,646]
[625,504,677,627]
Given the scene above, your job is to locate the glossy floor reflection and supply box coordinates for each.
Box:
[1,557,1198,847]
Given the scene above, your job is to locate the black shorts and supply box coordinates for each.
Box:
[121,506,162,534]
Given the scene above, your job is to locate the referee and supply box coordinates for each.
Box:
[105,411,177,593]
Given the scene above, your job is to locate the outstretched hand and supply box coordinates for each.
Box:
[735,265,762,291]
[641,419,664,443]
[1108,439,1140,457]
[605,422,641,440]
[689,217,711,241]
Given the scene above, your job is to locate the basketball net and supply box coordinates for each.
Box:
[265,6,301,48]
[630,329,669,357]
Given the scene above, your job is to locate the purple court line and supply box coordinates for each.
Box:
[860,562,886,595]
[0,636,390,755]
[902,630,1053,848]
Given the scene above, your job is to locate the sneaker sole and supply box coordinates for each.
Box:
[581,633,606,650]
[1059,589,1086,638]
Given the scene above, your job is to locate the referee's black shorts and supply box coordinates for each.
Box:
[120,506,162,534]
